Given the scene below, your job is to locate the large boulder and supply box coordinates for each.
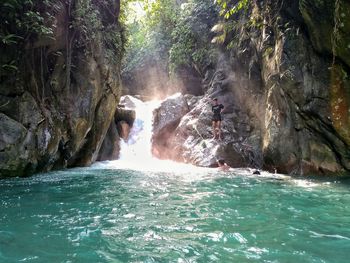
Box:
[151,93,189,158]
[220,0,350,175]
[97,121,121,161]
[0,114,34,176]
[152,93,189,135]
[254,0,350,175]
[151,68,262,168]
[167,85,261,168]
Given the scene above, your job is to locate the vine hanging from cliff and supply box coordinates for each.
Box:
[331,0,341,65]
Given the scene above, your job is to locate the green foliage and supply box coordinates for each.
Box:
[169,0,219,74]
[122,0,179,75]
[1,60,18,71]
[74,0,103,46]
[0,0,54,44]
[122,0,219,76]
[1,0,126,82]
[212,0,254,50]
[1,34,22,45]
[73,0,126,59]
[0,0,54,73]
[122,18,151,73]
[215,0,250,19]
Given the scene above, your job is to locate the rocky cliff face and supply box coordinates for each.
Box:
[0,0,124,177]
[152,0,350,176]
[253,0,350,175]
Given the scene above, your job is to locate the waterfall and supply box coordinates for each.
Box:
[93,95,212,177]
[119,96,159,162]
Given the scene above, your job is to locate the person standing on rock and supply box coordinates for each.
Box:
[211,98,224,140]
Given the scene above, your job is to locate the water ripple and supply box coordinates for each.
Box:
[1,169,350,262]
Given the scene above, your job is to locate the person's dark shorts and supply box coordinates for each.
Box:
[212,114,222,122]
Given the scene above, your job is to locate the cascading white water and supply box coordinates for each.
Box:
[118,96,159,162]
[92,95,277,179]
[92,95,214,177]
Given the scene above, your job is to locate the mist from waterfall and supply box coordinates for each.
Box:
[118,96,159,162]
[93,95,212,177]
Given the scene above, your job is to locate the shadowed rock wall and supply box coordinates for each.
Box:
[0,0,124,177]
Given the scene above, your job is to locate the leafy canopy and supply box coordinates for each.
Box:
[122,0,219,76]
[215,0,250,19]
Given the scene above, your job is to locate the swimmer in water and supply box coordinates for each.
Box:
[217,159,230,171]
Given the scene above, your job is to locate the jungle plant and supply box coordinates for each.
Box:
[0,0,54,73]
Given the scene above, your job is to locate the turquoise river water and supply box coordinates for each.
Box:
[0,166,350,262]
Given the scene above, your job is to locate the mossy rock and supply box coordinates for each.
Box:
[300,0,350,67]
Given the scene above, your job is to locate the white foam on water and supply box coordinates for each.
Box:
[118,96,158,162]
[309,231,350,240]
[92,95,214,181]
[92,95,326,188]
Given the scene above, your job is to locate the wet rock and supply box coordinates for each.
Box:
[151,69,260,168]
[98,105,136,161]
[0,113,37,176]
[119,95,139,109]
[18,92,43,128]
[97,121,120,161]
[167,91,259,168]
[254,1,350,176]
[115,107,136,127]
[117,121,131,141]
[184,94,203,110]
[300,0,350,68]
[153,0,350,176]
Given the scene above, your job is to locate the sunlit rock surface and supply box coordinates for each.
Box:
[152,0,350,176]
[152,93,189,159]
[152,93,189,135]
[151,83,261,168]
